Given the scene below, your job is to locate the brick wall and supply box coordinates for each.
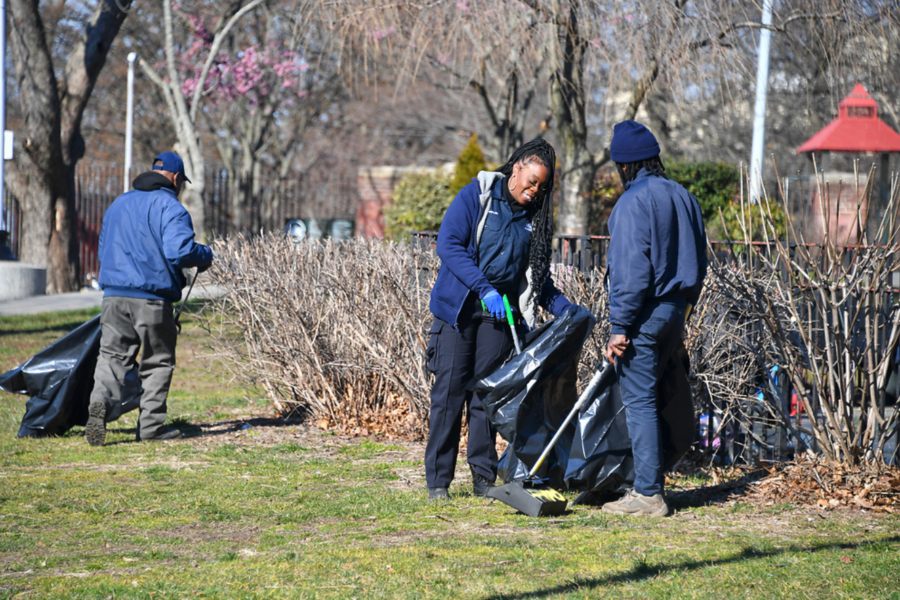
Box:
[355,164,452,238]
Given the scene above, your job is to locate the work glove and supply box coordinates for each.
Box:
[197,251,215,274]
[482,290,506,321]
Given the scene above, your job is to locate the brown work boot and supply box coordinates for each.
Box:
[601,488,670,517]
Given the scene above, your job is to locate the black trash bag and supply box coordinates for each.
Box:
[472,304,597,489]
[0,316,141,438]
[564,344,695,497]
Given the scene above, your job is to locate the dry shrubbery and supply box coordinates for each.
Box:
[694,164,900,467]
[199,233,800,448]
[202,235,619,440]
[203,176,900,470]
[203,235,438,439]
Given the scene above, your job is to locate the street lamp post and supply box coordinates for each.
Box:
[124,52,137,193]
[749,0,774,202]
[0,0,7,229]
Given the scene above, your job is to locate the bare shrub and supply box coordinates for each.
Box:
[200,234,753,446]
[202,234,439,439]
[202,176,900,467]
[705,165,900,466]
[202,236,624,440]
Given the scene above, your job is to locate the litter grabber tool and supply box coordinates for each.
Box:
[174,269,200,335]
[486,360,615,517]
[502,294,523,354]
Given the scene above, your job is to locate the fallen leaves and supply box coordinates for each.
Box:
[315,391,424,441]
[742,456,900,514]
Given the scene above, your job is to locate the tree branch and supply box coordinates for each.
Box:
[689,11,845,51]
[137,55,181,141]
[190,0,268,124]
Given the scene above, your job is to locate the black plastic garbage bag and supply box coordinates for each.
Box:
[472,305,597,489]
[0,316,141,438]
[475,300,695,495]
[564,344,695,497]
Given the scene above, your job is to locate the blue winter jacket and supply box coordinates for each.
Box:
[98,172,213,302]
[607,168,707,335]
[429,171,572,328]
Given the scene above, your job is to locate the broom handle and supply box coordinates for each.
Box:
[527,360,613,479]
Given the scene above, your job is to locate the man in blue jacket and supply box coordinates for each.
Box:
[602,121,707,516]
[85,152,213,446]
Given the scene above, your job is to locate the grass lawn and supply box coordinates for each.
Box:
[1,304,898,599]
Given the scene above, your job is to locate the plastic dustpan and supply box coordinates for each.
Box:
[487,361,614,516]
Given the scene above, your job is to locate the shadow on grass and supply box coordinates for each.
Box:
[62,415,304,446]
[667,468,769,510]
[572,469,768,511]
[478,535,900,600]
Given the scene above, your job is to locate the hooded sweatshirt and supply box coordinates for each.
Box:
[429,172,571,328]
[97,172,213,302]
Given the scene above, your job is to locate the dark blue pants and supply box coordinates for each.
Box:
[616,298,686,496]
[424,298,513,489]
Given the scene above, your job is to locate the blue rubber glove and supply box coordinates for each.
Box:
[482,290,506,321]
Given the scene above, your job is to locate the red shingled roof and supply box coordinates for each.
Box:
[797,83,900,154]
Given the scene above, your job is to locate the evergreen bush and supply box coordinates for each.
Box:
[666,160,788,241]
[384,171,453,241]
[450,134,488,196]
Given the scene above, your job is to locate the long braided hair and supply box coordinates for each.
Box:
[498,138,557,322]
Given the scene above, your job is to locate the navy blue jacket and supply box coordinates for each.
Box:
[430,172,572,328]
[98,172,213,302]
[477,186,532,297]
[607,168,707,335]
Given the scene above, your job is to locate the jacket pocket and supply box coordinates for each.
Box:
[483,209,503,231]
[425,320,443,374]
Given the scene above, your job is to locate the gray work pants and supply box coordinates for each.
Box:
[89,296,178,438]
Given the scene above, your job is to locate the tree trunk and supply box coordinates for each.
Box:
[176,142,207,240]
[8,0,131,292]
[546,0,595,235]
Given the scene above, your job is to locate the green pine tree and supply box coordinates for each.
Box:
[449,134,488,195]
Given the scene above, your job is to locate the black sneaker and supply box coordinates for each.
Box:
[470,465,495,497]
[138,427,183,442]
[85,402,107,447]
[428,487,449,500]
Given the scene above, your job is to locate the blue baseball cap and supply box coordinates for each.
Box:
[152,151,192,183]
[609,121,660,164]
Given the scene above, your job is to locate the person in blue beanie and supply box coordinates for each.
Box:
[601,121,707,516]
[425,138,573,500]
[85,152,213,446]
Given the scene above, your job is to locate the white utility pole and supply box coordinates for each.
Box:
[0,0,7,229]
[750,0,774,202]
[124,52,137,192]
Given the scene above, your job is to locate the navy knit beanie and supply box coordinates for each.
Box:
[609,120,660,163]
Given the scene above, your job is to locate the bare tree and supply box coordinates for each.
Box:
[136,0,267,238]
[203,3,344,231]
[7,0,132,292]
[326,0,888,235]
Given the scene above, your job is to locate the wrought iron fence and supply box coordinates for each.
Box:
[5,162,356,284]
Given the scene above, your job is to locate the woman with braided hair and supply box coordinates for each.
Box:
[424,138,573,500]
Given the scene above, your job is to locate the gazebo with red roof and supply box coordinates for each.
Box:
[797,83,900,243]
